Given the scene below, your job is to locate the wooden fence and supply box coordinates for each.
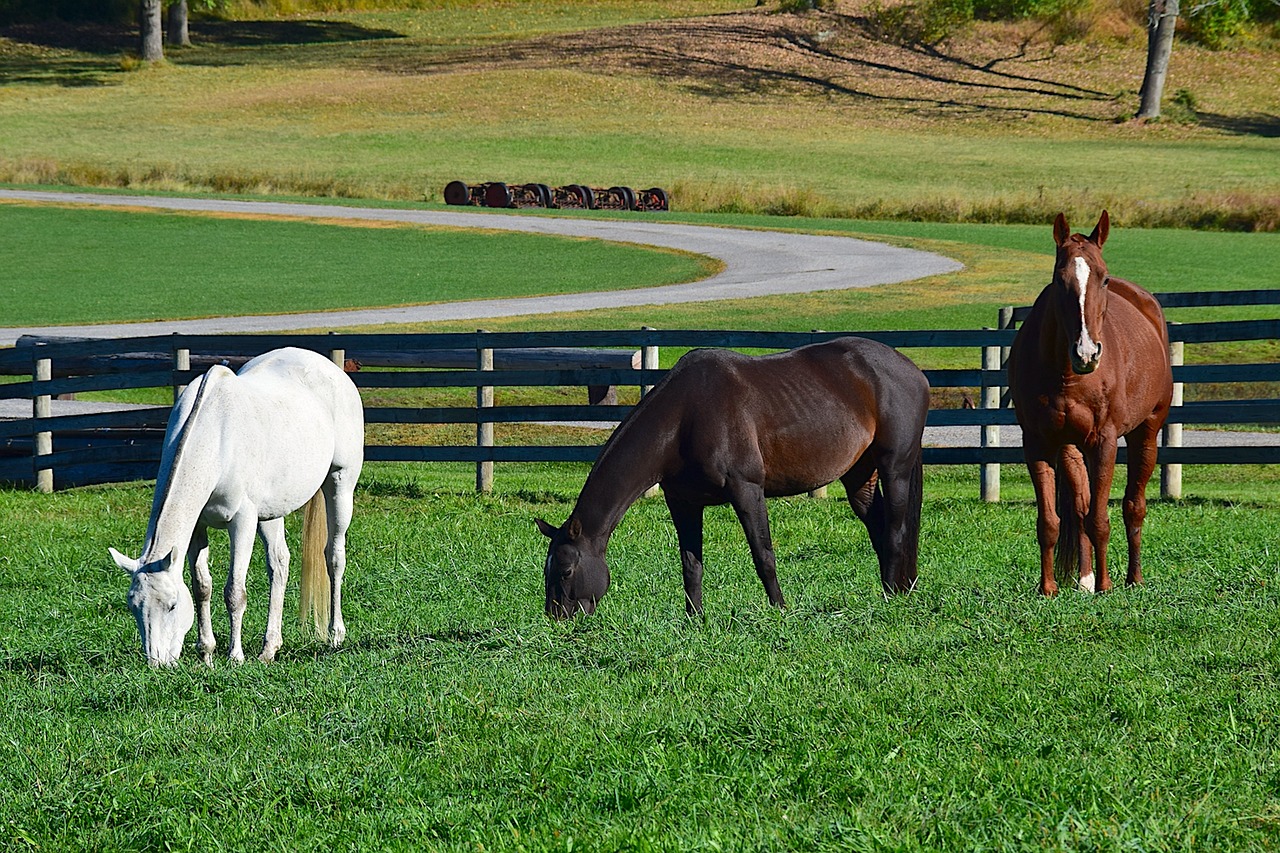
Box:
[1,290,1277,497]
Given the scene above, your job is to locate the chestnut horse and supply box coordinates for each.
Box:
[1008,211,1172,596]
[536,336,929,618]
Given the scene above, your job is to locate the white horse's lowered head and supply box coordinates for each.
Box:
[110,347,364,667]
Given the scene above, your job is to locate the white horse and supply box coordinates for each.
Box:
[110,347,364,666]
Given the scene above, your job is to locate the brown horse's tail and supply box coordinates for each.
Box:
[298,489,331,640]
[1052,456,1080,589]
[900,450,924,590]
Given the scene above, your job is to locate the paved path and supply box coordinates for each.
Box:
[0,189,963,346]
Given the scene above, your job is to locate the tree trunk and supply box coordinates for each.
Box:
[1136,0,1179,119]
[167,0,190,47]
[139,0,164,61]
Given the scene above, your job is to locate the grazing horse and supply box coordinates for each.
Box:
[110,347,364,666]
[1008,211,1173,596]
[536,337,929,618]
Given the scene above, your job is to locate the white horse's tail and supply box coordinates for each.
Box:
[298,490,331,640]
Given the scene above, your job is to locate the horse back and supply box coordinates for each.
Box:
[658,338,928,494]
[1108,276,1170,348]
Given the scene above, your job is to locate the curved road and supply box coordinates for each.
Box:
[0,189,962,346]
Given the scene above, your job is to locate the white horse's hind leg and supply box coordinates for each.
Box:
[188,526,216,665]
[325,473,357,648]
[225,514,256,663]
[258,517,290,663]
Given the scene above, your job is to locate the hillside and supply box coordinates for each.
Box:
[0,0,1276,227]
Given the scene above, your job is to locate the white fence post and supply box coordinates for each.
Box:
[476,332,494,494]
[980,329,1001,503]
[640,326,660,499]
[34,352,52,493]
[1162,330,1184,500]
[173,341,190,404]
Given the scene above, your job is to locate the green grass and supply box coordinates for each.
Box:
[2,463,1279,850]
[4,201,1277,334]
[0,203,713,326]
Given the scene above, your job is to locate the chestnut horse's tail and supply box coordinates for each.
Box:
[1052,456,1080,589]
[298,489,331,640]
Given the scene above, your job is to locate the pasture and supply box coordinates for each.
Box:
[2,0,1279,848]
[2,462,1279,850]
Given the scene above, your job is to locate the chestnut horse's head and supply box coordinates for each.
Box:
[536,516,610,619]
[1051,210,1112,375]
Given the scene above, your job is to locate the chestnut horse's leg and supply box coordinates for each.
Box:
[725,478,785,610]
[1059,446,1096,591]
[1084,435,1118,593]
[665,494,706,617]
[1025,448,1061,596]
[1122,421,1161,587]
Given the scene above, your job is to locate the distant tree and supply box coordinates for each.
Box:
[1136,0,1179,119]
[168,0,190,46]
[140,0,164,61]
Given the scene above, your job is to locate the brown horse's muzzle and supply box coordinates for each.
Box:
[545,597,597,620]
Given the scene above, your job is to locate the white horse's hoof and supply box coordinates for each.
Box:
[1076,573,1096,594]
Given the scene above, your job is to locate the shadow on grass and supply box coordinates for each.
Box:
[0,18,404,84]
[1196,111,1280,139]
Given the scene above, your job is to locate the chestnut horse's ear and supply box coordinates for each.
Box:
[1089,210,1110,248]
[535,518,558,538]
[1052,212,1069,247]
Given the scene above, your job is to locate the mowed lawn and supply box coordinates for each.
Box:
[1,462,1277,850]
[0,202,714,327]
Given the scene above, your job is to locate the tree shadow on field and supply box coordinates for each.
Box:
[0,18,403,85]
[1196,112,1280,138]
[191,18,402,48]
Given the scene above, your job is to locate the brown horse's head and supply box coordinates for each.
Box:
[535,516,609,619]
[1051,210,1111,375]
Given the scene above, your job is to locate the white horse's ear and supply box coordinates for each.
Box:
[110,547,140,574]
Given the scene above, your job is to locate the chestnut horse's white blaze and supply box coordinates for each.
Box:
[1073,256,1101,369]
[110,347,364,666]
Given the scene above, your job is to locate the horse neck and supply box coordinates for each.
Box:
[141,372,227,563]
[571,409,670,542]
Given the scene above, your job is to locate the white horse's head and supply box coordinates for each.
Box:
[110,548,194,667]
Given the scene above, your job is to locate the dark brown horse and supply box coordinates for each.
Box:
[536,336,929,618]
[1008,211,1173,596]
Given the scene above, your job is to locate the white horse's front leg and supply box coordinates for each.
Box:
[188,526,216,665]
[257,517,290,663]
[225,514,256,664]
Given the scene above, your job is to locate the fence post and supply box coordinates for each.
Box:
[34,351,52,493]
[476,331,494,494]
[1162,330,1184,500]
[640,326,660,498]
[980,329,1001,503]
[173,339,190,404]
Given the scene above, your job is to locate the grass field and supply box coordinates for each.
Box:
[2,463,1278,850]
[2,1,1279,848]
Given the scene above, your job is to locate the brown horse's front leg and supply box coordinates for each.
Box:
[665,494,706,617]
[1026,455,1060,596]
[1085,436,1118,593]
[726,479,785,610]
